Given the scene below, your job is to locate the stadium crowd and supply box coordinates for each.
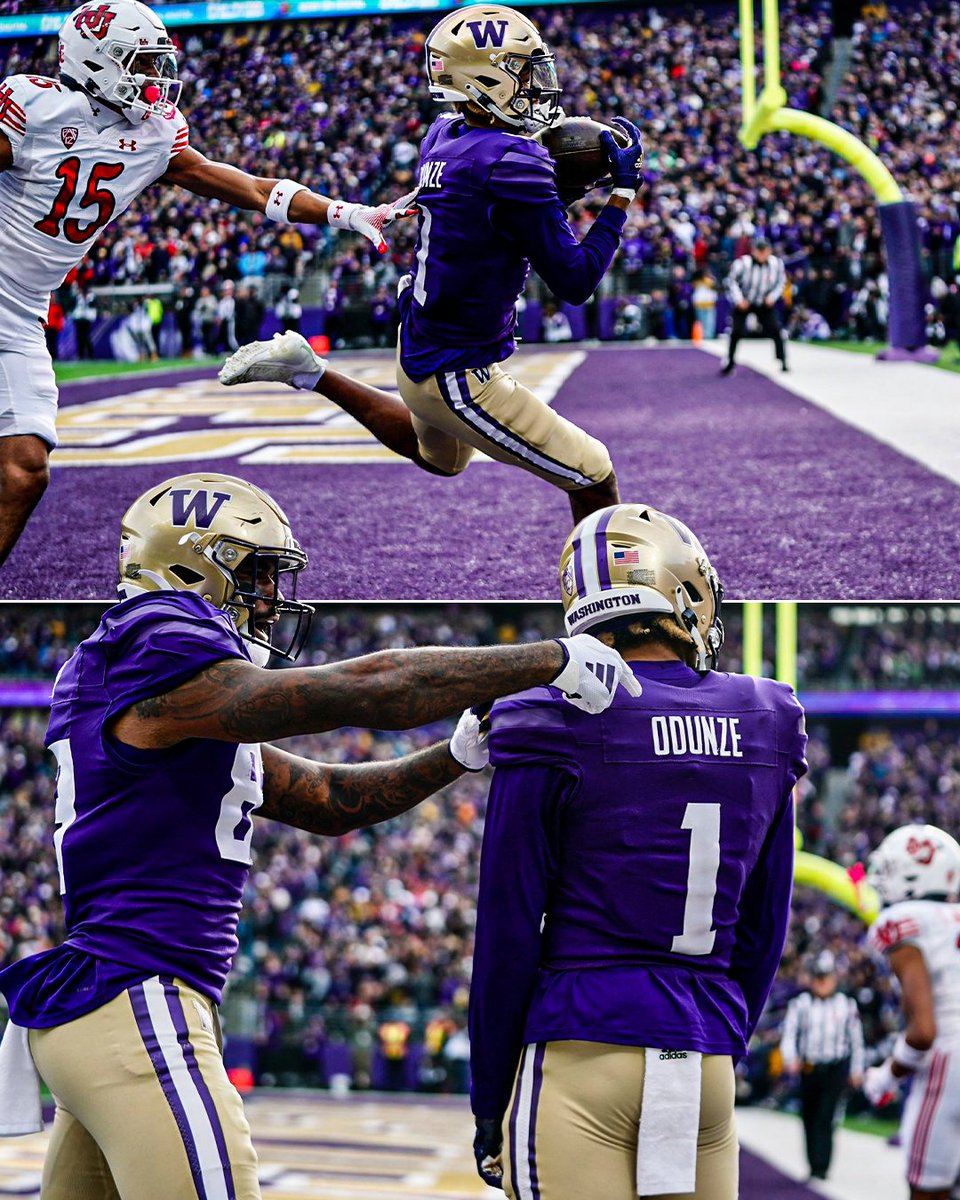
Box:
[2,603,959,1096]
[2,0,959,351]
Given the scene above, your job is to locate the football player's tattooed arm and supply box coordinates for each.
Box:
[162,146,332,222]
[259,741,464,836]
[887,943,937,1075]
[0,130,12,172]
[114,641,566,748]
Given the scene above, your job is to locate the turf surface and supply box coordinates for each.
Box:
[8,346,960,600]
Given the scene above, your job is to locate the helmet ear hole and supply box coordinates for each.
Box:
[169,563,206,586]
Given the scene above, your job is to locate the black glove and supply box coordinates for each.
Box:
[599,117,645,194]
[473,1117,504,1189]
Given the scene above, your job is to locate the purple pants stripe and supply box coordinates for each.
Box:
[161,978,237,1200]
[526,1043,546,1200]
[594,508,614,589]
[432,369,592,487]
[130,981,207,1200]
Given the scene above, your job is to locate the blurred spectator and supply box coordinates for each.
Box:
[72,289,98,360]
[691,269,718,339]
[44,298,65,361]
[542,302,574,343]
[276,287,303,334]
[235,284,265,345]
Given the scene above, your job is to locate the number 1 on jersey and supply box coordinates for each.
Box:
[671,802,721,956]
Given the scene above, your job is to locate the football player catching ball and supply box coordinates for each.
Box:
[0,0,415,567]
[221,3,645,526]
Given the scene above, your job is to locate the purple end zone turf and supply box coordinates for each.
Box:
[4,347,959,599]
[740,1148,825,1197]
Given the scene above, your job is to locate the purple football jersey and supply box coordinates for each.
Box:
[469,659,807,1120]
[399,115,627,382]
[0,593,259,1026]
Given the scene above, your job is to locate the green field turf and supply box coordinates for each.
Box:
[821,341,960,373]
[54,357,220,383]
[841,1111,900,1138]
[54,343,960,383]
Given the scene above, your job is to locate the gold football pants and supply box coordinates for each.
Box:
[396,353,612,489]
[29,977,261,1200]
[503,1042,737,1200]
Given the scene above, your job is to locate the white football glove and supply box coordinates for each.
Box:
[449,705,491,772]
[325,189,419,255]
[552,635,642,714]
[863,1060,900,1108]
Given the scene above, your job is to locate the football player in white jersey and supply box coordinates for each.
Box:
[0,0,415,568]
[864,824,960,1200]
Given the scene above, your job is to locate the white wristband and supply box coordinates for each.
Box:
[611,187,636,201]
[265,178,307,223]
[325,200,359,231]
[893,1032,931,1071]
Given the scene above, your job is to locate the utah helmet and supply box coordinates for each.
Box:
[867,824,960,906]
[118,473,312,662]
[60,0,181,124]
[559,504,724,671]
[425,4,562,131]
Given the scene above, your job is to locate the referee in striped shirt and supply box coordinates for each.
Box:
[721,238,789,375]
[780,952,865,1182]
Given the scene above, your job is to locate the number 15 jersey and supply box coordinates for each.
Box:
[0,74,189,318]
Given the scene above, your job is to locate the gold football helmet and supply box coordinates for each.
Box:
[425,4,562,130]
[118,472,312,661]
[559,504,724,671]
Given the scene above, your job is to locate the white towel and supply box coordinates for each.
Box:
[637,1048,702,1196]
[0,1021,43,1136]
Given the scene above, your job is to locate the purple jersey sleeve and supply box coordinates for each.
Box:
[469,759,577,1120]
[486,141,559,205]
[488,687,579,766]
[485,138,628,306]
[98,592,250,723]
[729,684,807,1038]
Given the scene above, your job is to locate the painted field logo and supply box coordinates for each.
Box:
[73,3,117,39]
[465,19,508,47]
[170,488,231,528]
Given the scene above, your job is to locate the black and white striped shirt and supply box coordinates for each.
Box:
[780,991,865,1074]
[726,254,786,306]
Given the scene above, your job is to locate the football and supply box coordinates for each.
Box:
[538,117,632,196]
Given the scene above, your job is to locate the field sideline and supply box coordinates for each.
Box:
[7,341,959,600]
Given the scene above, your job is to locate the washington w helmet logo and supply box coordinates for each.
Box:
[73,4,117,40]
[170,489,231,529]
[465,19,508,47]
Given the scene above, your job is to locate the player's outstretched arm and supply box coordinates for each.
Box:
[162,146,416,253]
[112,635,640,749]
[863,941,937,1106]
[259,741,465,836]
[0,130,12,173]
[888,943,937,1068]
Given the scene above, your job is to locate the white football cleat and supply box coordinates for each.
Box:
[218,331,327,390]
